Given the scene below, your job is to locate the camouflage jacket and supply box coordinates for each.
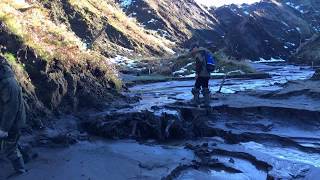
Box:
[190,48,212,77]
[0,62,26,133]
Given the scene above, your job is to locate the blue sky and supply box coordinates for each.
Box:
[195,0,261,7]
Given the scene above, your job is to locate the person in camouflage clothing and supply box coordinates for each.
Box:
[0,55,26,175]
[189,43,212,106]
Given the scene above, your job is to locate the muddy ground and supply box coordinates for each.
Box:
[1,63,320,180]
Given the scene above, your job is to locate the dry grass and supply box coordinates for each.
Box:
[68,0,175,54]
[214,50,256,73]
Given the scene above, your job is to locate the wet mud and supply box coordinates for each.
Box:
[80,98,320,179]
[2,63,319,179]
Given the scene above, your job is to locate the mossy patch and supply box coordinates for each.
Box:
[2,52,25,71]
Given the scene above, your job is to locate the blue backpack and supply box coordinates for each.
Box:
[201,51,216,73]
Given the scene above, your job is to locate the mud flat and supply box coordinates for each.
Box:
[74,78,320,179]
[1,64,319,180]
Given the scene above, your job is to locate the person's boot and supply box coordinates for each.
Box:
[7,157,26,179]
[191,88,200,105]
[202,88,211,106]
[11,157,26,174]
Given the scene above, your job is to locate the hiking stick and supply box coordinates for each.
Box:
[217,70,243,93]
[217,74,227,93]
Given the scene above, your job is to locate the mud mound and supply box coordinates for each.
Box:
[81,111,193,140]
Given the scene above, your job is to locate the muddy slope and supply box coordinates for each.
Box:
[0,20,120,123]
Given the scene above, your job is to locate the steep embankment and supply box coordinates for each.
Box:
[292,34,320,65]
[0,1,122,123]
[211,0,318,60]
[118,0,224,47]
[41,0,175,57]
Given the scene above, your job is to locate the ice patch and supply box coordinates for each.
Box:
[173,63,194,76]
[296,27,301,33]
[242,142,320,167]
[147,19,156,24]
[255,58,286,63]
[109,55,136,67]
[281,21,289,27]
[285,2,305,13]
[119,0,132,7]
[211,72,226,76]
[162,46,175,54]
[286,42,296,47]
[157,29,170,38]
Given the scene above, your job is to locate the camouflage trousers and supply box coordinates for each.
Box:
[0,133,22,162]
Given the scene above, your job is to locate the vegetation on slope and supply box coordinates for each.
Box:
[0,1,119,86]
[0,0,123,119]
[49,0,176,57]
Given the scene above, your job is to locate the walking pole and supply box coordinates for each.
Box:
[217,74,227,93]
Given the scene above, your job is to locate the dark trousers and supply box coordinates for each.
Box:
[194,77,210,89]
[0,133,22,162]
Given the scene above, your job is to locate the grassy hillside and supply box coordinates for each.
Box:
[41,0,175,57]
[292,34,320,65]
[0,0,124,120]
[120,0,223,46]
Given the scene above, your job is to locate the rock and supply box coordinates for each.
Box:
[311,69,320,80]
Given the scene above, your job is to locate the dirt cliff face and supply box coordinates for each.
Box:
[0,1,122,124]
[0,24,120,118]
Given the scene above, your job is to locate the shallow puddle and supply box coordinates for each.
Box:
[241,141,320,167]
